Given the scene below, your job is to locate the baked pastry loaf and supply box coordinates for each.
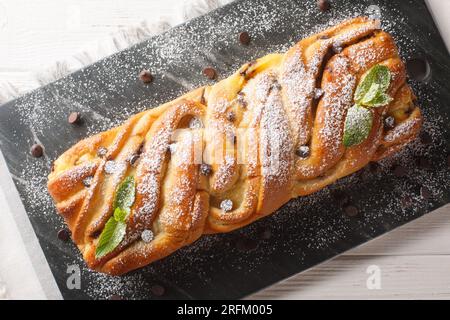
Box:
[48,17,422,275]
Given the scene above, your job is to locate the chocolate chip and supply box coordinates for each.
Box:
[226,111,236,122]
[141,229,154,243]
[109,294,123,300]
[332,43,343,53]
[68,112,81,124]
[129,154,140,166]
[384,116,395,130]
[150,284,165,297]
[343,205,359,217]
[200,163,212,176]
[104,160,117,174]
[30,144,44,158]
[90,229,102,239]
[235,236,258,252]
[401,195,412,208]
[332,190,349,206]
[295,145,310,158]
[257,227,272,240]
[82,176,93,187]
[239,31,251,45]
[203,67,216,80]
[393,164,407,177]
[420,132,432,145]
[317,0,331,12]
[368,162,381,174]
[314,88,324,99]
[97,146,107,158]
[57,228,70,242]
[416,156,430,169]
[137,143,145,155]
[220,199,233,212]
[237,93,247,108]
[139,69,153,83]
[420,186,432,199]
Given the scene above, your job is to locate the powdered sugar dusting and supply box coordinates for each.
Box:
[1,0,448,300]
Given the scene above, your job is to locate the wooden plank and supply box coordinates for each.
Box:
[248,255,450,299]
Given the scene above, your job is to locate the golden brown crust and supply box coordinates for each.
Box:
[47,17,422,275]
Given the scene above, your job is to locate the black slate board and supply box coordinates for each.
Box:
[0,0,449,300]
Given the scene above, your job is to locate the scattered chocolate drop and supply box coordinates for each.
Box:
[384,116,395,130]
[317,0,331,12]
[97,146,107,158]
[226,111,236,122]
[200,163,212,176]
[257,227,272,240]
[109,294,123,300]
[420,131,432,145]
[139,69,153,83]
[150,284,165,297]
[235,236,258,252]
[393,164,407,177]
[30,144,44,158]
[401,195,412,208]
[129,154,140,166]
[238,31,251,45]
[368,162,381,174]
[295,145,310,158]
[332,190,349,206]
[420,186,432,200]
[57,228,70,242]
[343,205,359,217]
[203,67,216,80]
[67,112,81,124]
[416,156,430,169]
[406,57,431,82]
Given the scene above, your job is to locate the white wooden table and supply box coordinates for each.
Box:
[0,0,449,299]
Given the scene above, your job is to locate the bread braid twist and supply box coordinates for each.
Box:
[48,17,422,275]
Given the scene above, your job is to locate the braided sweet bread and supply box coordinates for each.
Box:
[48,17,422,275]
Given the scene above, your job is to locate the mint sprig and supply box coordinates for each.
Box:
[354,64,391,104]
[343,105,373,147]
[343,65,393,147]
[95,176,136,258]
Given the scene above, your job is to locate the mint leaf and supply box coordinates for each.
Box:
[360,83,380,105]
[343,105,373,147]
[355,64,391,104]
[113,207,128,222]
[95,176,136,259]
[95,218,127,258]
[113,176,136,210]
[367,92,393,107]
